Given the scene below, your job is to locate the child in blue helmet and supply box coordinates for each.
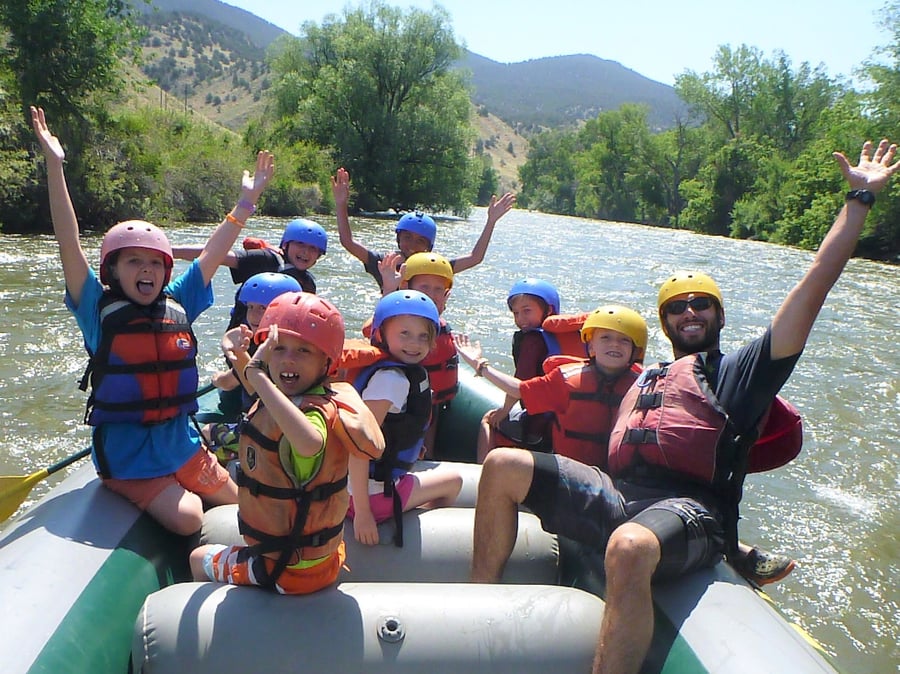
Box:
[348,290,462,546]
[173,217,328,329]
[332,168,516,290]
[476,279,562,461]
[204,272,303,463]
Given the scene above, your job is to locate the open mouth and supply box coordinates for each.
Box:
[136,280,156,296]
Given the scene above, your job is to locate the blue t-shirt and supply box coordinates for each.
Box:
[66,260,214,479]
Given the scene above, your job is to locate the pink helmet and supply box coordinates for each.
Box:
[99,221,174,284]
[255,292,345,376]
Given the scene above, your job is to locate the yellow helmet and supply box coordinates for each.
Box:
[657,271,723,311]
[401,252,453,288]
[580,305,648,361]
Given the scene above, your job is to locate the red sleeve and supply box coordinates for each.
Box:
[519,367,568,416]
[514,331,549,380]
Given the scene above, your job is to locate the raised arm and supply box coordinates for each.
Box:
[770,140,900,360]
[197,150,274,285]
[450,192,515,274]
[453,333,522,399]
[332,168,370,263]
[30,106,90,305]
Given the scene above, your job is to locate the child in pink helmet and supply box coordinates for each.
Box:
[31,106,274,537]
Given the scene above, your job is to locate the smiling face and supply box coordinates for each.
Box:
[586,328,635,374]
[283,241,322,271]
[266,332,330,396]
[396,230,432,258]
[661,292,724,357]
[109,247,168,305]
[407,274,451,315]
[380,314,436,364]
[509,294,548,331]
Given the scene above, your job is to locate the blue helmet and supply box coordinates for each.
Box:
[507,279,561,316]
[238,272,303,306]
[395,212,437,248]
[372,289,441,337]
[280,218,328,255]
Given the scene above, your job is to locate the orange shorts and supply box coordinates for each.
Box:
[203,540,346,595]
[102,448,231,511]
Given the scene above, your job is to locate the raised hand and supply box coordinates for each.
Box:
[379,252,404,294]
[30,106,65,163]
[331,168,350,206]
[487,192,516,224]
[453,333,483,365]
[241,150,275,204]
[833,139,900,194]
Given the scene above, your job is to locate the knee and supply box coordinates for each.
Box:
[480,448,532,501]
[604,524,660,579]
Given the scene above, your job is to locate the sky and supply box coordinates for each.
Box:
[224,0,892,86]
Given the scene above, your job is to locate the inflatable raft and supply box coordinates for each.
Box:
[0,369,840,673]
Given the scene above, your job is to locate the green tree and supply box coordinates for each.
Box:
[0,0,142,124]
[266,2,478,214]
[517,129,579,214]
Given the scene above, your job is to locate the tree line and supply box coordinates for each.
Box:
[0,0,898,260]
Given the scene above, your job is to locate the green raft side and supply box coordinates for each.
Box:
[27,517,190,674]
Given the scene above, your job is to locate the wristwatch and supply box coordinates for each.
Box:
[845,189,876,207]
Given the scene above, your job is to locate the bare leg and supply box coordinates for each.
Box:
[406,469,463,509]
[203,477,238,507]
[189,545,212,580]
[593,522,660,674]
[475,411,495,463]
[471,448,535,582]
[146,483,205,536]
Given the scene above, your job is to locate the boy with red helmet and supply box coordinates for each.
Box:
[190,292,384,594]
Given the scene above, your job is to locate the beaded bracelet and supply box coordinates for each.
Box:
[237,198,257,213]
[225,213,245,228]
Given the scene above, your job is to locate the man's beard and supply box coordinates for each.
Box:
[669,320,722,355]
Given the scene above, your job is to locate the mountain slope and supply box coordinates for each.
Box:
[139,0,686,131]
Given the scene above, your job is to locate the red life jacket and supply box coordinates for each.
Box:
[528,359,639,468]
[80,293,198,426]
[421,323,458,404]
[608,355,803,485]
[236,383,383,586]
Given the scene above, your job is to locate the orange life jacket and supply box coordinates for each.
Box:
[235,383,384,586]
[541,311,591,359]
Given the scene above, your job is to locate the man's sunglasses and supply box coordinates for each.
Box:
[664,296,715,315]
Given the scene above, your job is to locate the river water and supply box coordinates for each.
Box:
[0,208,896,673]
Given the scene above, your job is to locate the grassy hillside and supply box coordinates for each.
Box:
[135,12,527,192]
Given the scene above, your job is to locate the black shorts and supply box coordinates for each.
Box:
[523,453,725,580]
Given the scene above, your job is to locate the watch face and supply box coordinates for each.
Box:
[849,190,876,206]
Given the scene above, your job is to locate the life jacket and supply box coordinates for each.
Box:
[532,357,639,468]
[421,321,458,404]
[353,359,432,482]
[357,316,457,404]
[353,356,432,546]
[541,312,591,359]
[79,292,199,426]
[607,353,802,558]
[235,383,384,588]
